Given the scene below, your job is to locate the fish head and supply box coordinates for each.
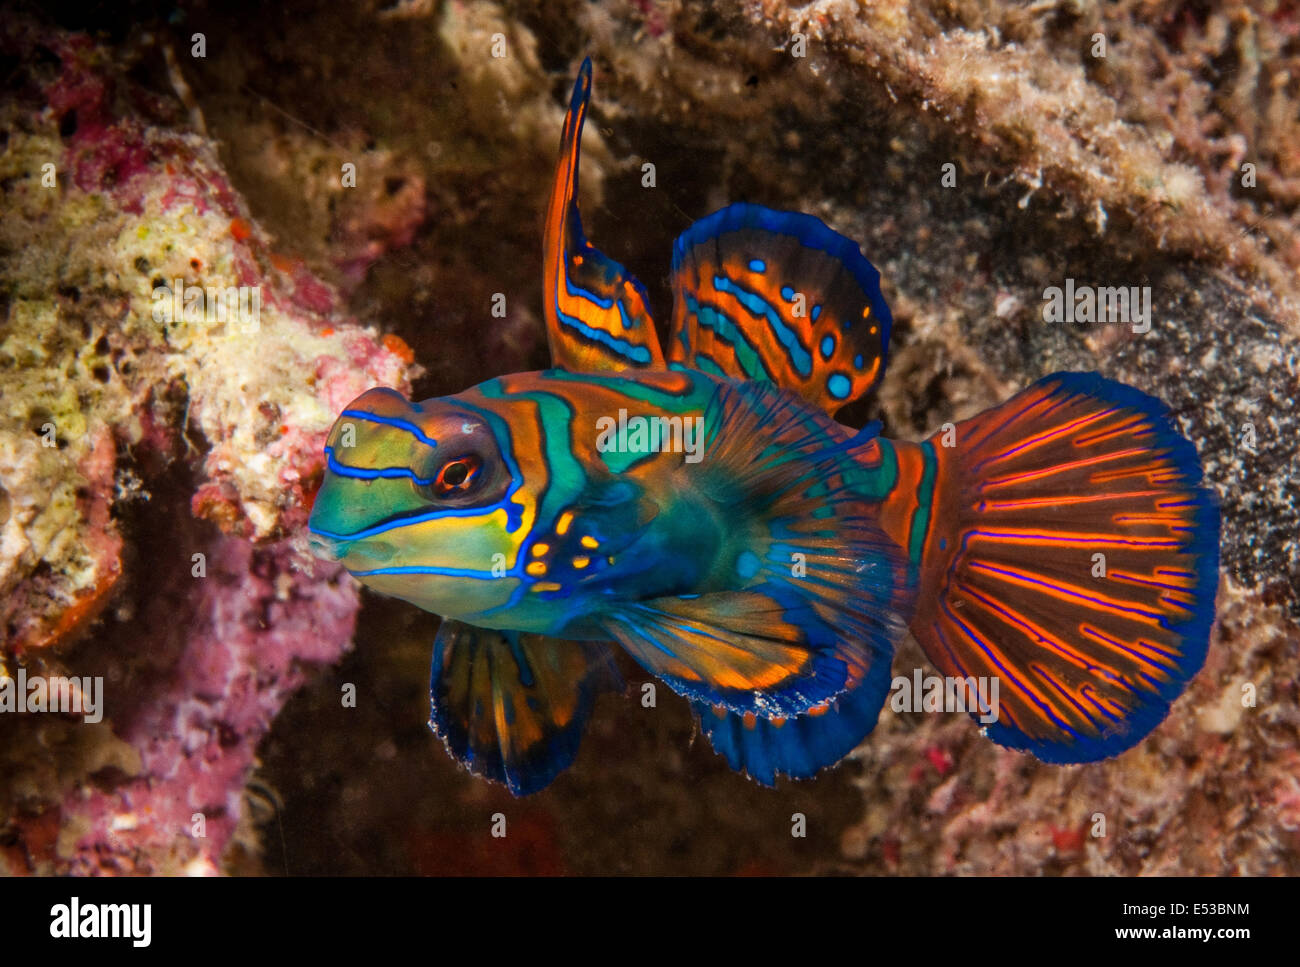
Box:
[307,386,533,618]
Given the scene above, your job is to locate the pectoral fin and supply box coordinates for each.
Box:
[598,378,912,717]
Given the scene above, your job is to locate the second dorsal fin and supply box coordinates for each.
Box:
[667,203,892,415]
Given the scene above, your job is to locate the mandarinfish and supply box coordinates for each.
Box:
[308,59,1219,795]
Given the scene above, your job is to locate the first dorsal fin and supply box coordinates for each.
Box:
[542,58,665,373]
[667,203,892,415]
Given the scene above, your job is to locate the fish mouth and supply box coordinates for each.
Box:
[307,534,345,562]
[307,534,398,565]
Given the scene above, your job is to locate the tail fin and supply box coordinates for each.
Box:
[907,372,1219,762]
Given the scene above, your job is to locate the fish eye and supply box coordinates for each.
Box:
[432,454,482,497]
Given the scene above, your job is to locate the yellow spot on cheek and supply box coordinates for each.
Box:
[526,562,547,576]
[556,512,574,536]
[580,536,598,549]
[531,543,550,557]
[533,581,562,592]
[572,556,590,569]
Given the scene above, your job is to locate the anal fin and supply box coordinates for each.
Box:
[692,658,892,785]
[601,590,865,717]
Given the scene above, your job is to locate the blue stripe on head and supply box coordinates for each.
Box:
[325,446,435,486]
[340,409,439,448]
[309,499,519,542]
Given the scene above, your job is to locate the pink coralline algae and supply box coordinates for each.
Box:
[44,36,155,200]
[49,540,358,875]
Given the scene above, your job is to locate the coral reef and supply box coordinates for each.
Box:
[0,18,413,871]
[1,0,1296,874]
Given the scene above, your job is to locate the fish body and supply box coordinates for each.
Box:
[308,60,1219,793]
